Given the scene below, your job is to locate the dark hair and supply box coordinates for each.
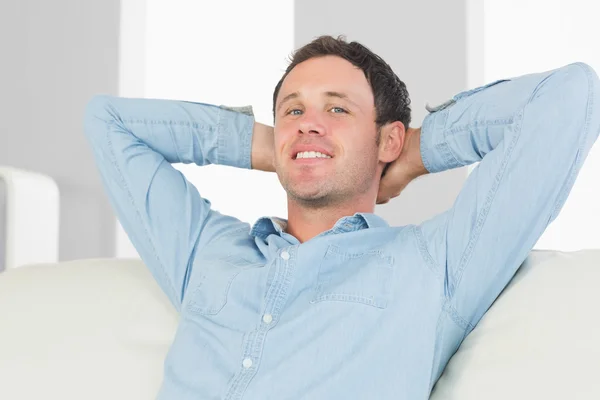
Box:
[272,35,412,138]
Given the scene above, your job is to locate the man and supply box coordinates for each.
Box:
[84,35,600,399]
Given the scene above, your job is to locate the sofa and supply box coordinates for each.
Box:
[0,167,60,272]
[0,250,598,399]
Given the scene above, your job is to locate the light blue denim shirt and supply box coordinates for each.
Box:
[84,62,599,400]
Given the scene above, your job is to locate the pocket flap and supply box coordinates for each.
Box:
[311,245,393,309]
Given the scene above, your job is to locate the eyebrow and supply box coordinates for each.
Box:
[324,91,353,103]
[277,92,300,112]
[276,91,360,113]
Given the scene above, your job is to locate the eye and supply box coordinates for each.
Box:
[287,109,303,116]
[330,106,348,114]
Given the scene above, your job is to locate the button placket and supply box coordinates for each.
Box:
[259,249,290,329]
[224,247,296,399]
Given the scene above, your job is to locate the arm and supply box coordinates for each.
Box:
[83,96,272,310]
[413,63,600,328]
[251,121,276,172]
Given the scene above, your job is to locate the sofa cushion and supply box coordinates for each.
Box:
[431,249,600,399]
[0,258,177,400]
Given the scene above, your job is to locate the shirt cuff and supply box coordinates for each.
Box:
[420,107,461,174]
[217,105,255,170]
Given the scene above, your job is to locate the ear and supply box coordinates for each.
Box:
[378,121,405,163]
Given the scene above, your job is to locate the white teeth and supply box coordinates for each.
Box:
[296,151,331,159]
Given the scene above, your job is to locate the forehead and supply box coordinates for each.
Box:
[278,56,374,106]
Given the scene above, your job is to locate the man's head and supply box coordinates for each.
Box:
[271,35,411,210]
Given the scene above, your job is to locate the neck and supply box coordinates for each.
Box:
[285,192,376,243]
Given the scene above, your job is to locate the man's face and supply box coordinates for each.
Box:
[273,55,382,208]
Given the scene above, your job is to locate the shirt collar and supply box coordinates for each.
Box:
[249,212,389,241]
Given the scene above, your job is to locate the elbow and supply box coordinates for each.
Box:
[571,62,600,89]
[558,62,598,113]
[544,63,599,131]
[83,94,116,139]
[558,63,600,148]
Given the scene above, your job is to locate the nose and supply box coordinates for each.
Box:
[298,110,326,136]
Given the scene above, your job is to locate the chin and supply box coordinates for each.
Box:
[287,184,338,207]
[284,180,318,196]
[288,186,323,200]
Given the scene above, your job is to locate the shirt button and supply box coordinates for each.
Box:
[280,251,290,260]
[262,314,273,324]
[242,358,253,369]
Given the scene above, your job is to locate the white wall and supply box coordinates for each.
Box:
[482,0,600,251]
[117,0,294,258]
[1,0,120,261]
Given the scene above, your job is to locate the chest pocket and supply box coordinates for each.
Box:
[310,245,394,309]
[186,254,259,316]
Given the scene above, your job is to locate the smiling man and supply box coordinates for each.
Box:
[271,53,413,242]
[84,35,600,399]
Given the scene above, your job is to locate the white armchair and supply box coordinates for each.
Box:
[0,167,60,271]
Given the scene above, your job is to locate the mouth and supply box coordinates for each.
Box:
[293,157,332,164]
[292,150,334,161]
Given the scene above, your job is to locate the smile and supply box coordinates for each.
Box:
[293,151,332,160]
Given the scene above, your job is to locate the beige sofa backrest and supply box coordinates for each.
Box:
[1,250,599,399]
[0,258,177,399]
[431,249,600,399]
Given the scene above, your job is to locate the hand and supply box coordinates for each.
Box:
[251,122,276,172]
[376,127,428,205]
